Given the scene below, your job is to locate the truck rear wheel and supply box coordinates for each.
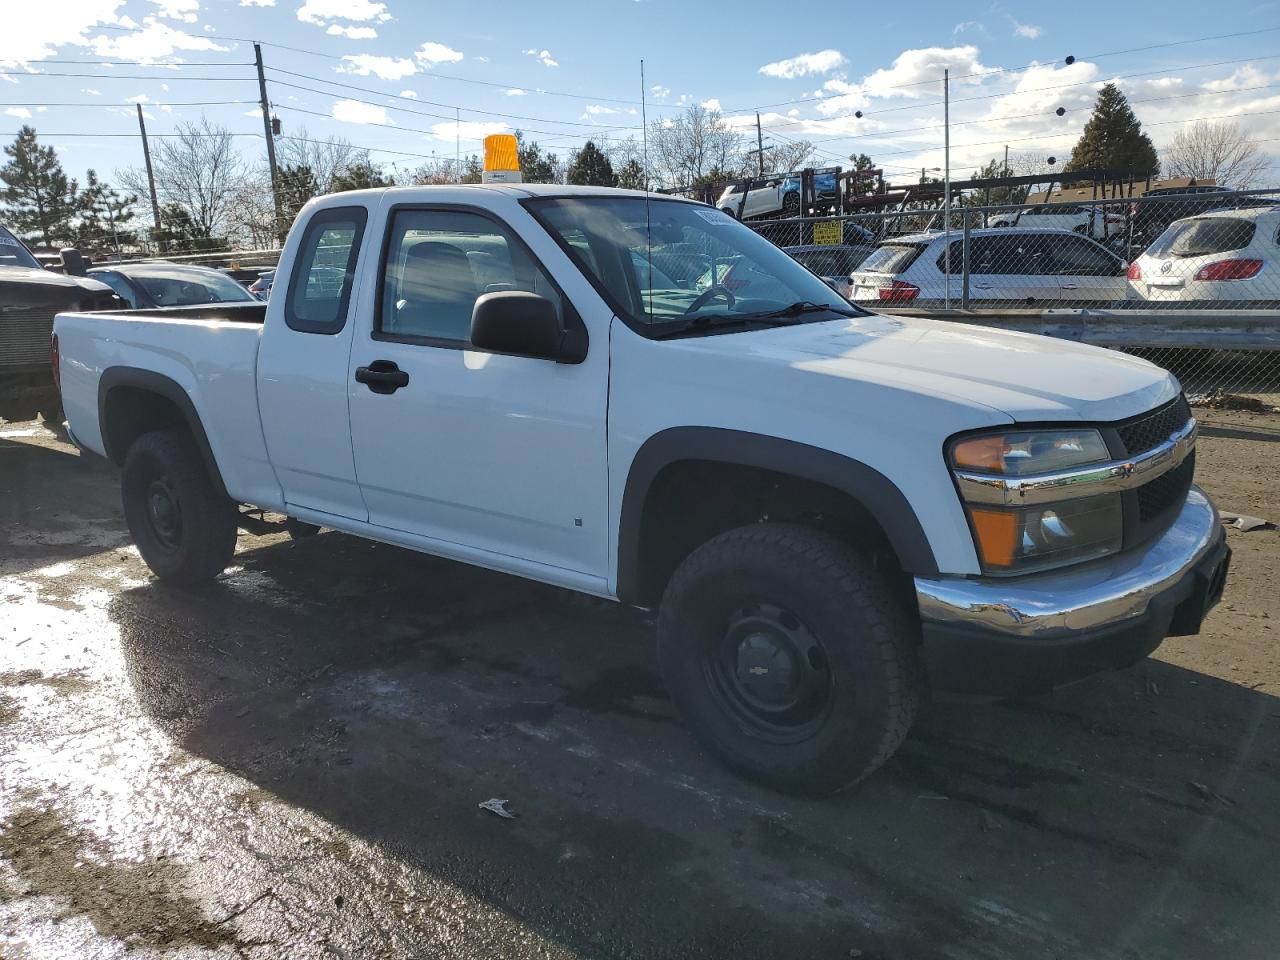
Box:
[657,522,920,795]
[121,427,238,584]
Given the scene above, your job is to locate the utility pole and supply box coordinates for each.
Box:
[455,107,461,183]
[254,43,284,244]
[136,104,162,251]
[756,112,764,178]
[1003,144,1009,179]
[943,68,951,310]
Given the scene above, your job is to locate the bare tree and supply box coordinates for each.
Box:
[276,128,362,194]
[764,139,815,173]
[648,104,745,188]
[118,117,245,243]
[225,170,278,249]
[1163,120,1271,189]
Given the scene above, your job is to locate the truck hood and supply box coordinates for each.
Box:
[0,267,115,308]
[682,312,1178,423]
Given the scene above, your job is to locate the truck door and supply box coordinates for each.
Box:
[257,205,371,521]
[346,204,609,578]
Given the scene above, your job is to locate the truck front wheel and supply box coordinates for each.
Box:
[657,523,920,794]
[121,428,238,584]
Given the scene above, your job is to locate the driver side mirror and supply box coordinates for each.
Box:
[470,291,566,361]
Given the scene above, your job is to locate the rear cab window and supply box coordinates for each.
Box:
[1149,218,1256,258]
[285,206,368,334]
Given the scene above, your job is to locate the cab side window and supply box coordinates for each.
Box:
[378,209,564,345]
[285,207,367,335]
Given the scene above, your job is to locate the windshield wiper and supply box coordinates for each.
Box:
[736,300,859,321]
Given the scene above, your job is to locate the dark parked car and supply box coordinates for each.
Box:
[1130,185,1236,247]
[1,224,118,422]
[88,262,260,310]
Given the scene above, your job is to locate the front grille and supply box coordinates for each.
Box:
[1116,394,1192,456]
[0,307,57,369]
[1137,451,1195,524]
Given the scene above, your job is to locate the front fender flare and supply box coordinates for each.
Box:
[616,427,940,603]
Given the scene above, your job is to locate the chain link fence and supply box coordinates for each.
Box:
[749,187,1280,406]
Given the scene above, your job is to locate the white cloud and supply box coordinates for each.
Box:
[332,98,389,124]
[327,24,377,39]
[415,41,464,67]
[504,88,526,96]
[151,0,197,22]
[953,20,985,35]
[1012,20,1042,39]
[584,104,618,115]
[297,0,390,24]
[82,88,102,95]
[2,0,126,66]
[126,93,150,102]
[523,48,558,67]
[240,0,275,5]
[700,97,722,112]
[759,49,846,80]
[89,18,227,61]
[339,54,416,80]
[399,88,417,98]
[5,107,32,118]
[650,84,670,100]
[861,45,992,98]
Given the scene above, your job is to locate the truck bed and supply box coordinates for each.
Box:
[54,305,282,511]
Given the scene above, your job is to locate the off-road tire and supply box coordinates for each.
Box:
[122,427,238,584]
[657,522,920,795]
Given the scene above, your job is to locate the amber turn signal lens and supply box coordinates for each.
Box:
[951,435,1008,473]
[967,507,1019,569]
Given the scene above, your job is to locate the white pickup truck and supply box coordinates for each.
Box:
[53,184,1230,793]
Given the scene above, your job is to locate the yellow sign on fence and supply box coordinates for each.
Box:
[812,220,841,246]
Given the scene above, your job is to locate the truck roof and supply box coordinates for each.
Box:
[310,183,704,205]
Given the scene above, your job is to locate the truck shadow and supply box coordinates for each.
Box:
[108,530,1280,960]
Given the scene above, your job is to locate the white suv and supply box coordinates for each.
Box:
[850,228,1128,305]
[990,203,1125,241]
[1126,207,1280,304]
[717,177,800,219]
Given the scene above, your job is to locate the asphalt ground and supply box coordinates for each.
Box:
[1,412,1278,959]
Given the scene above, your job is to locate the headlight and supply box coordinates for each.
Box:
[949,428,1123,576]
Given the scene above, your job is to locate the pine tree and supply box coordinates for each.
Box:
[567,141,616,187]
[76,169,138,254]
[1,126,79,248]
[616,158,646,190]
[277,164,318,226]
[1065,84,1159,177]
[330,160,392,192]
[515,132,560,184]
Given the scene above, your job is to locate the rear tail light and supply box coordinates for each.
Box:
[878,280,919,302]
[1126,263,1142,280]
[50,332,61,395]
[1193,259,1263,281]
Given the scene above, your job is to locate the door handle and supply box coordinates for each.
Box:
[355,360,410,394]
[1060,283,1080,290]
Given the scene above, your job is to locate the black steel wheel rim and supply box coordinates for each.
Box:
[703,602,833,742]
[145,475,183,551]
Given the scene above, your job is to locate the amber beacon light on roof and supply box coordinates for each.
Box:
[482,134,523,184]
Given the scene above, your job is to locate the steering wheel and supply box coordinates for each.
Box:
[685,284,736,315]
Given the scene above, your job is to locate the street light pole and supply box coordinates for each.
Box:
[943,68,951,309]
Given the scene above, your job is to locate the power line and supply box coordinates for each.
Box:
[0,71,252,81]
[88,23,643,106]
[721,26,1280,114]
[756,53,1280,133]
[267,73,643,131]
[1,100,257,107]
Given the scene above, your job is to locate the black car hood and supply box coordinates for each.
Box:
[0,266,118,310]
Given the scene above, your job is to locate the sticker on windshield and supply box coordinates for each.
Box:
[0,234,20,246]
[693,208,734,225]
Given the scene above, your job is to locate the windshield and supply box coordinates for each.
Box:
[128,267,257,306]
[1148,218,1256,258]
[857,243,926,274]
[0,226,41,269]
[525,196,855,329]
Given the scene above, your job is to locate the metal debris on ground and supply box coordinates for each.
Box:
[1219,511,1274,532]
[478,798,517,819]
[1187,390,1269,413]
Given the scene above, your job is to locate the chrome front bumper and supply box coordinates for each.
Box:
[915,485,1222,639]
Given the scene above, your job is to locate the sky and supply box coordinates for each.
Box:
[4,0,1280,192]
